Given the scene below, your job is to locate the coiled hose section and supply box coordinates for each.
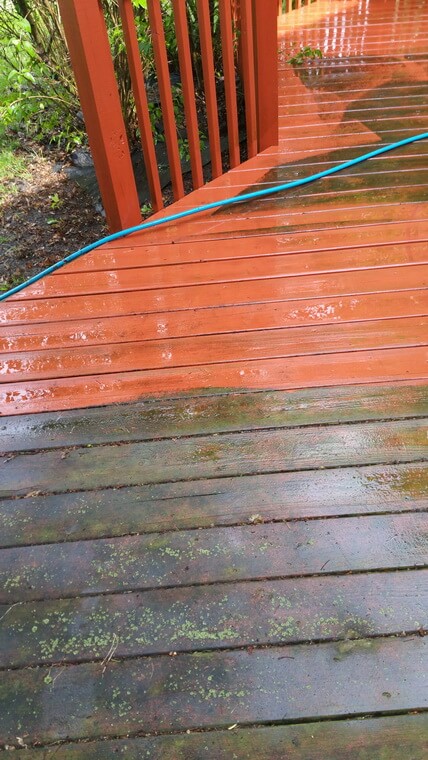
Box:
[1,131,427,302]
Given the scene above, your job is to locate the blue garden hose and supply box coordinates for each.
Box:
[1,131,427,302]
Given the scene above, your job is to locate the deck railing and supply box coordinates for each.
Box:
[58,0,279,231]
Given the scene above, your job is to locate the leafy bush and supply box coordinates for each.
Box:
[0,0,226,157]
[289,45,323,66]
[0,0,84,149]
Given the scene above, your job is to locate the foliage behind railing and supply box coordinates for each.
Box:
[58,0,279,231]
[278,0,320,13]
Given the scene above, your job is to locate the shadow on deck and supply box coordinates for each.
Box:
[0,0,427,755]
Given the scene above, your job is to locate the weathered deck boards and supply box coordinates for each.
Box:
[1,0,427,413]
[2,416,427,497]
[1,638,427,743]
[0,385,427,751]
[1,0,428,755]
[14,714,428,759]
[2,569,426,668]
[3,383,427,452]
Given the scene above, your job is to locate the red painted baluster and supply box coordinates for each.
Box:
[118,0,163,212]
[58,0,141,232]
[252,0,279,152]
[240,0,258,158]
[219,0,241,168]
[147,0,185,200]
[196,0,223,178]
[171,0,204,189]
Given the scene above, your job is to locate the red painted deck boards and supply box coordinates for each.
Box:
[1,0,427,413]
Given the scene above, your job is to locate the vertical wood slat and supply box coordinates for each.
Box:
[219,0,240,168]
[240,0,258,158]
[58,0,141,232]
[196,0,223,178]
[171,0,204,189]
[252,0,279,152]
[118,0,163,212]
[147,0,184,200]
[231,0,242,73]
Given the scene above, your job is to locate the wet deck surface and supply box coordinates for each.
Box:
[1,0,427,413]
[0,383,427,755]
[1,0,428,756]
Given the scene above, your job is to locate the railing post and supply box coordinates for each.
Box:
[252,0,279,151]
[58,0,141,232]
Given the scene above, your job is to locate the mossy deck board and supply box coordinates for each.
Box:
[2,512,427,604]
[1,569,426,668]
[1,638,426,744]
[2,418,427,498]
[1,461,426,548]
[1,384,426,453]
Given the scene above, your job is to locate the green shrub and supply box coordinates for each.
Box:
[0,0,84,149]
[0,0,226,157]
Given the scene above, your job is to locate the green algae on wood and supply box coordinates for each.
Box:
[1,569,426,668]
[2,418,428,498]
[1,512,428,603]
[2,384,427,453]
[1,461,427,549]
[0,637,426,745]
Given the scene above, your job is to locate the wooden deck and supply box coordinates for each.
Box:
[1,0,428,756]
[1,0,428,413]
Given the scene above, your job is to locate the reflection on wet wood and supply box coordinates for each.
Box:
[0,1,427,412]
[2,511,428,604]
[1,1,427,755]
[2,417,427,497]
[1,638,427,744]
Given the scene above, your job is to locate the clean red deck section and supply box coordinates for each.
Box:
[1,0,427,413]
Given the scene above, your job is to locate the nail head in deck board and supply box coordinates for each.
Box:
[2,384,427,453]
[2,512,427,604]
[1,461,427,549]
[13,714,428,759]
[1,569,426,668]
[2,418,428,498]
[1,637,427,744]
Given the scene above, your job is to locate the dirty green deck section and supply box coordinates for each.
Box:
[0,384,427,754]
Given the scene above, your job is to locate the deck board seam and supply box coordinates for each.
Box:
[1,563,427,609]
[1,505,427,550]
[1,628,426,675]
[3,708,428,754]
[2,412,428,457]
